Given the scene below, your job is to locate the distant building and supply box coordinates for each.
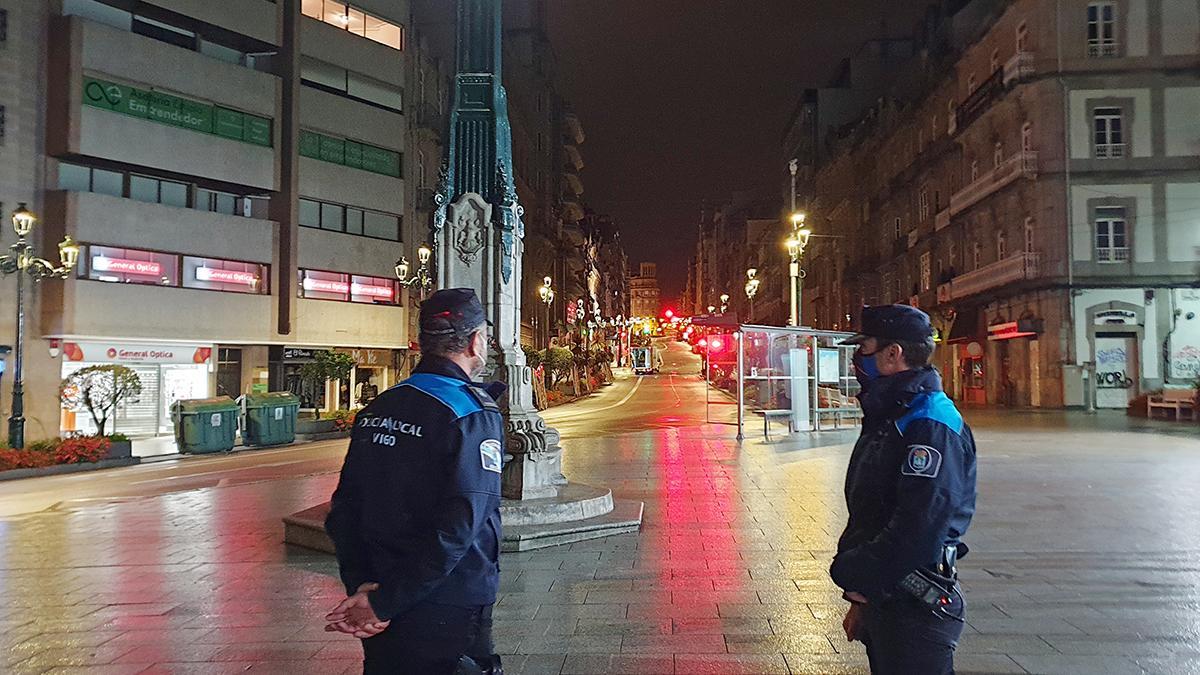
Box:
[796,0,1200,409]
[629,263,661,318]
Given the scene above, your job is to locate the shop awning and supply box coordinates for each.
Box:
[946,307,980,343]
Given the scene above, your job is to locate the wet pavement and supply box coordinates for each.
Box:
[1,341,1199,674]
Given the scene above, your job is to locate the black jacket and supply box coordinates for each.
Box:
[830,366,977,602]
[325,356,504,620]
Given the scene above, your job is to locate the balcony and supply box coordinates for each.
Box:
[563,171,584,196]
[1003,51,1035,86]
[1087,41,1119,58]
[564,144,584,171]
[1095,143,1126,159]
[562,113,585,145]
[949,151,1037,216]
[935,209,951,231]
[1097,247,1130,263]
[907,229,920,249]
[943,252,1040,301]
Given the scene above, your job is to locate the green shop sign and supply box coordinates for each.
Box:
[83,76,273,148]
[299,130,401,178]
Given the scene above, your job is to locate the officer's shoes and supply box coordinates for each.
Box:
[454,654,503,675]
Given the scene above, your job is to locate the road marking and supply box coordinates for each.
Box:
[547,375,643,418]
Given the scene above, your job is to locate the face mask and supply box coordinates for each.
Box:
[468,332,489,379]
[853,348,883,387]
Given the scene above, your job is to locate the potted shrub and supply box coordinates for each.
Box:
[105,433,133,459]
[59,365,143,436]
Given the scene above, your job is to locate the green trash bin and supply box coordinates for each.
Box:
[241,392,299,447]
[171,397,238,454]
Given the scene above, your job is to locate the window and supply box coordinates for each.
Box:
[994,141,1004,168]
[299,197,401,241]
[919,252,932,292]
[970,160,980,182]
[967,73,976,93]
[932,114,939,138]
[1087,3,1118,57]
[58,163,122,197]
[919,189,930,221]
[92,168,124,197]
[972,242,981,270]
[300,269,400,305]
[132,15,196,50]
[301,57,404,113]
[990,49,1000,73]
[183,256,269,294]
[130,174,189,208]
[894,217,902,240]
[1093,107,1125,158]
[1095,207,1129,262]
[1024,217,1035,253]
[1016,21,1028,53]
[1022,122,1034,152]
[949,241,958,267]
[196,188,238,216]
[301,0,405,50]
[997,230,1008,259]
[82,245,179,287]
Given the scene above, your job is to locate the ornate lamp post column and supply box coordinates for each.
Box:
[537,276,554,348]
[394,243,434,301]
[785,211,811,327]
[0,204,81,448]
[744,268,760,322]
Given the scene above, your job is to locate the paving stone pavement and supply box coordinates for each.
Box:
[1,407,1199,674]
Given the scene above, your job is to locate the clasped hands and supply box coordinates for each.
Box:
[325,582,391,638]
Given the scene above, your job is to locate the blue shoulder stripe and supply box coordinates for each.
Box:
[896,391,964,435]
[401,373,482,419]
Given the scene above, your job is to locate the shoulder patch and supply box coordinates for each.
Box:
[467,386,502,413]
[480,439,503,473]
[896,391,964,435]
[401,374,482,419]
[901,444,942,478]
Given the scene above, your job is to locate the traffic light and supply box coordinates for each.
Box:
[664,309,674,319]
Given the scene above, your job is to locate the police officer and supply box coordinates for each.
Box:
[830,305,978,675]
[324,288,505,675]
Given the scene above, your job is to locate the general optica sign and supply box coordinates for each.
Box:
[195,267,260,286]
[301,277,394,301]
[92,256,163,276]
[62,342,213,365]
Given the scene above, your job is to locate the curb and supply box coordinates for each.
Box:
[0,457,141,482]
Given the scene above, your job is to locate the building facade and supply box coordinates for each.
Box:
[0,0,435,443]
[799,0,1200,409]
[629,262,661,319]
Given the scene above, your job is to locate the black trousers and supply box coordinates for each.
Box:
[862,592,965,675]
[362,602,494,675]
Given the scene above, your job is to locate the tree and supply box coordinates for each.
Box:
[59,365,143,436]
[522,345,543,371]
[300,351,357,410]
[542,347,574,388]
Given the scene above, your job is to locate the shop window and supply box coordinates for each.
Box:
[1095,207,1129,262]
[82,245,179,287]
[299,269,399,305]
[183,256,269,294]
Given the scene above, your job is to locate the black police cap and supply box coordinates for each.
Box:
[419,288,490,336]
[841,304,934,346]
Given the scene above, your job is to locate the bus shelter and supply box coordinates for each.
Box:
[695,322,862,440]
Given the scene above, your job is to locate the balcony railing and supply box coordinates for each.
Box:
[1097,247,1130,263]
[944,252,1040,301]
[935,209,951,231]
[1002,51,1035,86]
[949,151,1037,216]
[1095,143,1125,159]
[1087,41,1119,58]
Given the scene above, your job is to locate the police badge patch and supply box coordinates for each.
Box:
[901,444,942,478]
[480,439,503,473]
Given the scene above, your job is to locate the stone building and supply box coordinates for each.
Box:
[799,0,1200,409]
[629,262,661,319]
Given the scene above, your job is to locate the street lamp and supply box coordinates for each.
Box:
[538,276,555,348]
[0,203,80,448]
[744,268,760,321]
[395,243,433,300]
[707,304,716,314]
[719,293,730,314]
[785,211,811,327]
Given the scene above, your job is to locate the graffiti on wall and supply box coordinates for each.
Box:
[1096,346,1133,389]
[1172,345,1200,380]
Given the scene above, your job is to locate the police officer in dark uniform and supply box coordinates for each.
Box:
[324,288,505,675]
[830,305,978,675]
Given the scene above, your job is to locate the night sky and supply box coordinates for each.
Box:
[547,1,931,301]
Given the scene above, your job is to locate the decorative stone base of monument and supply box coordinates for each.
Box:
[282,484,643,554]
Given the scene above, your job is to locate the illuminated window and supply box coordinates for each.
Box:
[81,245,178,287]
[300,269,399,305]
[183,256,269,294]
[302,0,404,51]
